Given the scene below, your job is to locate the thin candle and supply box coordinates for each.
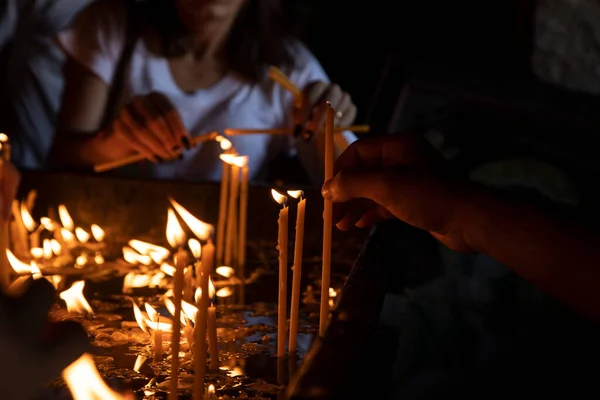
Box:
[207,279,219,370]
[216,139,233,264]
[224,157,244,266]
[272,189,289,358]
[319,103,335,336]
[287,190,306,355]
[145,304,163,360]
[166,208,188,400]
[237,161,249,304]
[0,135,8,290]
[194,240,215,400]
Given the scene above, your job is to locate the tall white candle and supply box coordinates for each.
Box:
[287,191,306,354]
[272,190,288,358]
[237,164,249,304]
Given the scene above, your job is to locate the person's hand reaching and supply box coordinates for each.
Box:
[0,160,19,221]
[0,278,89,400]
[293,81,357,140]
[103,92,192,162]
[321,134,475,253]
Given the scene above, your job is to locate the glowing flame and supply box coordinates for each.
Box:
[188,238,201,259]
[181,300,198,322]
[31,247,43,259]
[75,227,90,243]
[144,303,159,323]
[329,287,337,297]
[208,384,216,397]
[59,281,93,315]
[271,189,287,206]
[47,275,62,289]
[133,355,147,373]
[164,298,187,326]
[160,262,176,276]
[169,198,213,241]
[230,367,244,377]
[6,249,38,275]
[128,239,170,263]
[132,301,148,334]
[232,155,248,168]
[209,278,216,299]
[122,246,152,265]
[219,154,237,165]
[43,239,52,259]
[287,190,304,199]
[58,205,74,231]
[0,133,7,142]
[20,203,35,232]
[194,287,202,303]
[94,252,105,264]
[91,224,105,241]
[216,135,232,150]
[50,239,61,255]
[143,303,172,332]
[63,354,126,400]
[216,286,233,298]
[75,253,88,267]
[40,217,54,231]
[215,266,234,278]
[61,228,76,245]
[166,208,185,248]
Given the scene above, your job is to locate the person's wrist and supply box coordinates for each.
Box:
[454,181,495,254]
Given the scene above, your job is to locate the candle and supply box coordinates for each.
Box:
[194,240,214,400]
[145,304,163,360]
[188,238,202,288]
[237,162,249,304]
[319,103,335,336]
[0,138,9,290]
[184,266,194,303]
[166,208,187,400]
[20,203,41,249]
[224,162,240,267]
[287,190,306,355]
[207,280,219,370]
[216,154,231,265]
[11,201,29,257]
[271,189,289,358]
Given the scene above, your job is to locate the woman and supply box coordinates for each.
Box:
[51,0,357,183]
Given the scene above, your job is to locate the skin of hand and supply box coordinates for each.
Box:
[103,92,192,162]
[0,160,20,222]
[0,278,89,400]
[294,81,357,140]
[321,134,475,253]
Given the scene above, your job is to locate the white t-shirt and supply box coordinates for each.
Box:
[0,0,93,169]
[56,0,356,183]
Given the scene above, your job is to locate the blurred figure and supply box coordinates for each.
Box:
[0,0,93,169]
[51,0,357,183]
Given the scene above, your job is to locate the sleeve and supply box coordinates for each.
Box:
[281,42,358,184]
[54,0,126,84]
[0,0,19,52]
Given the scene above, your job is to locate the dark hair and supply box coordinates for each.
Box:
[143,0,301,82]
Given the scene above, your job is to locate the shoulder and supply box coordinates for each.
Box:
[64,0,128,46]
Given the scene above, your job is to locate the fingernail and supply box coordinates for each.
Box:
[293,124,303,138]
[321,180,333,199]
[181,137,191,150]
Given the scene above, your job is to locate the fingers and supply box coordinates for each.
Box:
[1,161,20,221]
[145,92,190,148]
[35,321,89,385]
[305,84,344,138]
[112,118,159,162]
[322,169,396,207]
[335,92,357,127]
[130,97,179,157]
[294,81,328,127]
[333,134,441,176]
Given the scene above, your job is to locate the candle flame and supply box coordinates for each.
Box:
[209,278,216,298]
[271,189,287,206]
[91,224,105,241]
[6,249,38,274]
[43,239,52,259]
[194,287,202,303]
[122,271,164,293]
[58,205,74,231]
[0,133,8,142]
[63,354,125,400]
[75,227,90,243]
[132,301,148,334]
[219,153,237,165]
[215,266,235,278]
[169,198,213,241]
[188,238,201,259]
[287,190,304,199]
[181,300,198,322]
[208,384,216,396]
[40,217,54,231]
[166,208,185,248]
[31,247,43,259]
[133,355,147,373]
[164,297,187,326]
[47,275,62,289]
[122,246,152,265]
[59,281,93,315]
[329,287,337,297]
[216,136,232,150]
[160,262,176,276]
[20,203,35,231]
[216,286,233,298]
[144,303,159,322]
[231,155,248,168]
[75,253,88,267]
[50,239,61,255]
[94,252,105,264]
[61,228,76,245]
[128,239,170,263]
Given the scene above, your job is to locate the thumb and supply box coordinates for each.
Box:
[322,170,396,207]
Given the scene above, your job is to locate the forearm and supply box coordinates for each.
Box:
[461,185,600,323]
[49,132,122,167]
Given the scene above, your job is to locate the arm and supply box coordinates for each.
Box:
[462,185,600,323]
[50,57,122,167]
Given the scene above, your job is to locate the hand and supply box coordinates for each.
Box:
[105,92,191,162]
[321,134,474,253]
[0,160,19,221]
[293,81,357,140]
[0,278,89,400]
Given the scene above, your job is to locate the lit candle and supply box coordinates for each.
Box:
[320,103,335,336]
[272,189,289,358]
[216,147,233,265]
[20,203,41,249]
[145,304,163,360]
[207,279,219,370]
[183,266,194,303]
[166,208,187,400]
[194,240,215,400]
[237,162,249,304]
[287,190,306,355]
[224,159,241,267]
[188,238,202,289]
